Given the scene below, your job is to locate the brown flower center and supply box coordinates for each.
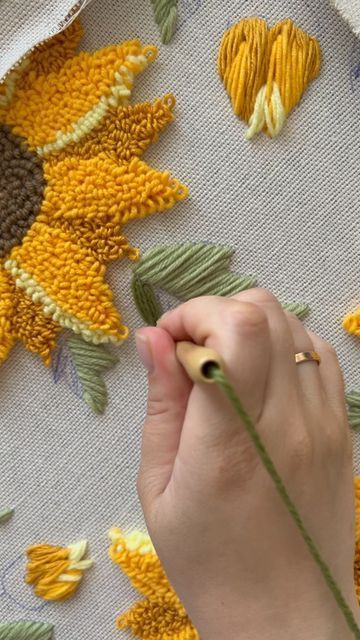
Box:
[0,125,45,258]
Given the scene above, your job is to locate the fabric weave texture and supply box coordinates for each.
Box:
[1,0,360,638]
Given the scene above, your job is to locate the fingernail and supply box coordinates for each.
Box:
[135,331,154,373]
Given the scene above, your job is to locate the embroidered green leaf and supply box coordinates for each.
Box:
[131,275,162,327]
[346,392,360,430]
[0,508,14,525]
[282,302,311,320]
[52,335,118,415]
[151,0,178,44]
[132,244,257,324]
[0,621,53,640]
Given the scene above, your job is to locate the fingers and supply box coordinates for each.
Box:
[229,290,299,416]
[284,312,323,402]
[159,296,272,424]
[135,327,192,505]
[307,330,348,426]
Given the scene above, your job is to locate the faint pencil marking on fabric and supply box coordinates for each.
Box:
[0,555,49,612]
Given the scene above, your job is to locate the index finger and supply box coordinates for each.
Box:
[158,295,272,422]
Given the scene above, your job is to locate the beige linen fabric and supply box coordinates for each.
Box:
[332,0,360,36]
[0,0,91,80]
[0,0,359,638]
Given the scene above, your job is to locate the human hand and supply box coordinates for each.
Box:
[135,289,358,640]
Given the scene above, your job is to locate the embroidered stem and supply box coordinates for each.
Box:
[151,0,178,44]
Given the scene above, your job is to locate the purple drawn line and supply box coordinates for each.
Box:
[0,555,49,613]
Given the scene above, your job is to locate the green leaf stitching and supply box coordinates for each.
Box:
[151,0,178,44]
[132,243,309,324]
[346,392,360,430]
[0,508,14,525]
[0,621,53,640]
[66,335,119,415]
[282,302,311,320]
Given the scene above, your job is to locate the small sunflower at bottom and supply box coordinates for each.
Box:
[110,482,360,637]
[25,539,93,600]
[109,528,199,639]
[0,19,187,405]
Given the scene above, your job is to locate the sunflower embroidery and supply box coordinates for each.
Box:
[0,20,187,397]
[109,528,199,639]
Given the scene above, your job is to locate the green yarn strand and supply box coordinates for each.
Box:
[282,301,311,320]
[67,336,118,415]
[151,0,178,44]
[209,366,360,639]
[347,392,360,430]
[131,275,162,326]
[0,621,53,640]
[0,507,14,524]
[132,244,257,323]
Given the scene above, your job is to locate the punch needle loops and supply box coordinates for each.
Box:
[109,528,199,639]
[0,20,187,410]
[343,306,360,338]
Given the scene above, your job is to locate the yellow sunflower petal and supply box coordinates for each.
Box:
[355,477,360,603]
[55,95,176,163]
[117,598,199,640]
[0,264,15,361]
[22,20,83,81]
[109,529,170,599]
[13,288,60,365]
[343,308,360,337]
[0,21,83,112]
[6,222,128,344]
[109,529,198,639]
[2,37,157,150]
[26,540,93,601]
[42,155,188,227]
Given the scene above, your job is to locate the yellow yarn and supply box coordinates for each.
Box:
[25,540,93,601]
[0,20,187,367]
[218,17,321,138]
[355,477,360,605]
[108,528,199,639]
[343,307,360,338]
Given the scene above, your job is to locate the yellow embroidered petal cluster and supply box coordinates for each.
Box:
[0,20,187,367]
[355,477,360,603]
[219,17,321,139]
[108,528,199,639]
[25,540,93,600]
[343,308,360,338]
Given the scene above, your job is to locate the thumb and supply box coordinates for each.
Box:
[135,327,192,508]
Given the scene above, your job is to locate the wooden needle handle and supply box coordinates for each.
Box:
[176,341,225,384]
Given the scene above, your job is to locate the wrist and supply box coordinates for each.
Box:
[185,586,360,640]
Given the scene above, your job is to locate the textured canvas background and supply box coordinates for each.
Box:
[1,0,360,638]
[331,0,360,35]
[0,0,90,79]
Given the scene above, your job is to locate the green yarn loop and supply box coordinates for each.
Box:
[132,243,310,325]
[282,301,311,320]
[151,0,178,44]
[208,365,360,639]
[0,507,14,524]
[132,243,257,324]
[0,621,53,640]
[131,275,162,327]
[67,336,118,415]
[346,392,360,430]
